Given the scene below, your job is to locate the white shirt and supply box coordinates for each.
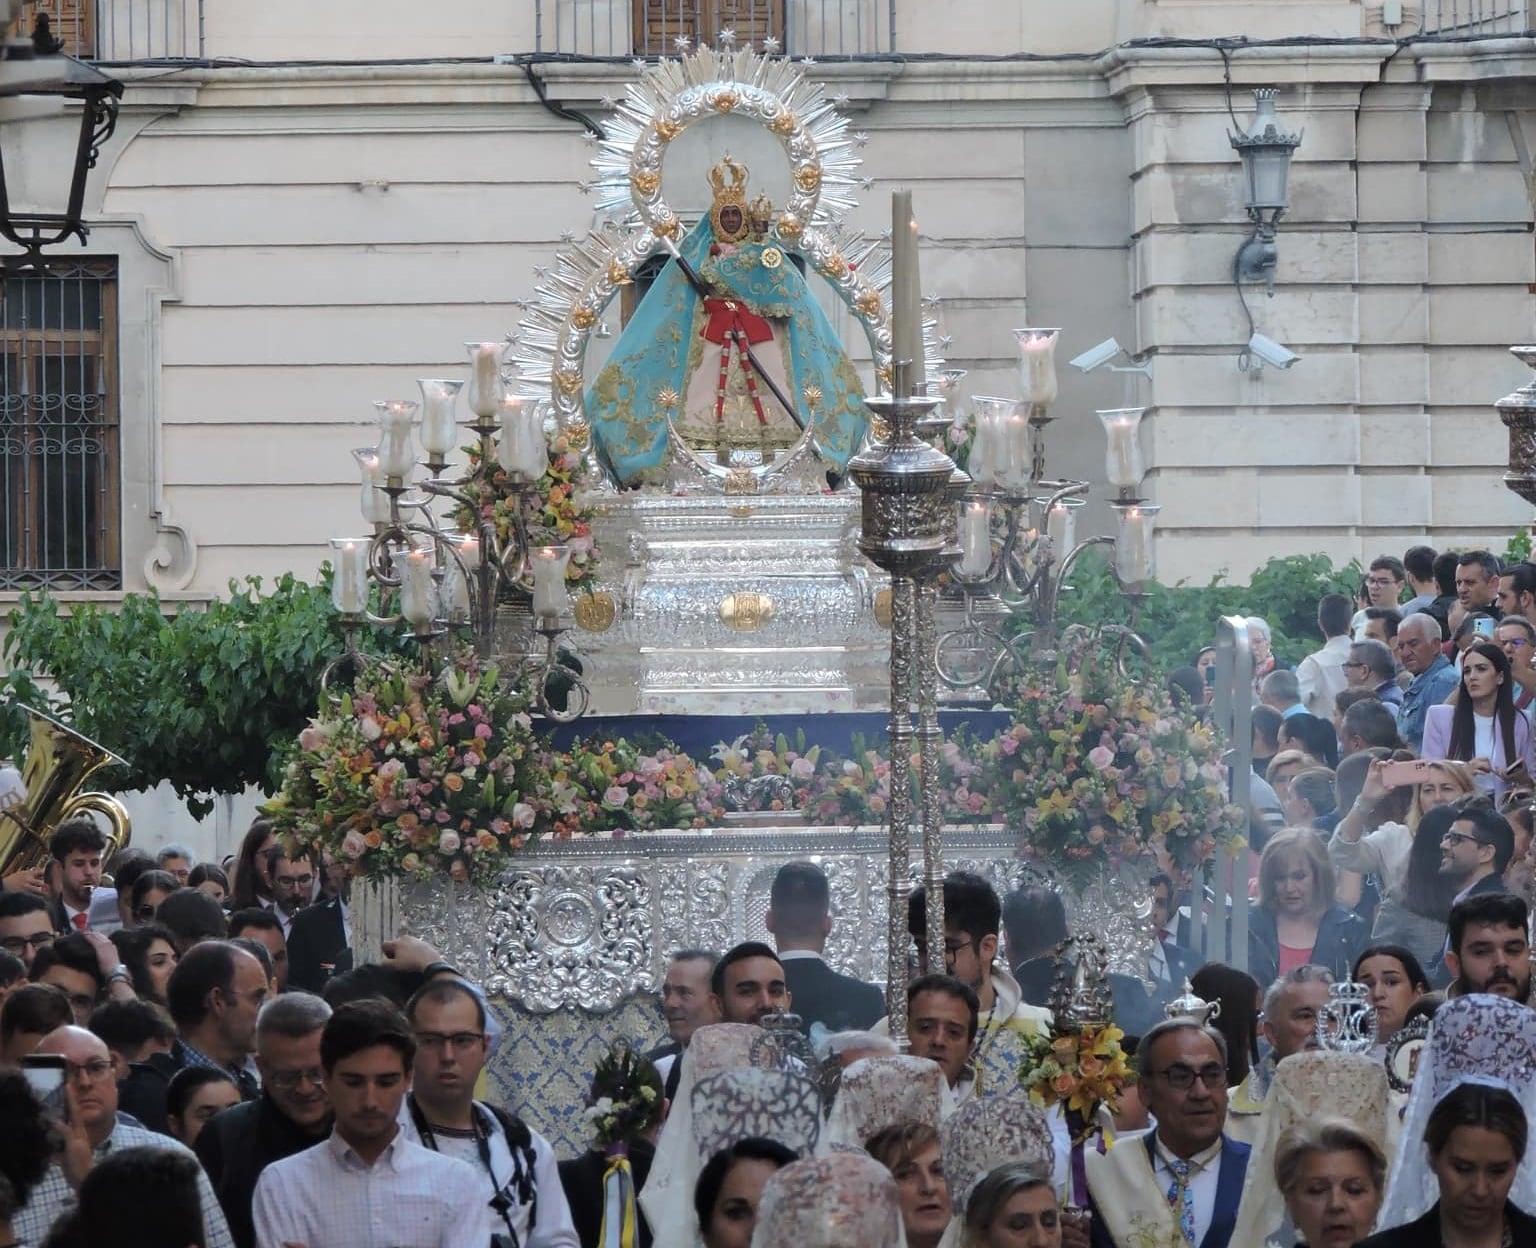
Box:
[397,1100,580,1248]
[1153,1135,1223,1248]
[253,1129,494,1248]
[1295,634,1353,718]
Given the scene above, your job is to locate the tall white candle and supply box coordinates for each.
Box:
[890,189,925,392]
[466,342,505,419]
[530,546,572,620]
[497,395,547,480]
[1015,329,1060,407]
[329,538,368,614]
[395,548,436,630]
[373,400,419,480]
[1000,414,1030,491]
[440,557,471,623]
[458,534,482,571]
[417,379,465,459]
[958,502,992,576]
[353,448,391,525]
[1047,501,1076,557]
[1115,505,1161,585]
[1098,408,1147,490]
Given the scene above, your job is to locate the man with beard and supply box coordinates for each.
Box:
[1445,893,1532,1003]
[265,843,315,938]
[1437,806,1513,964]
[711,941,791,1025]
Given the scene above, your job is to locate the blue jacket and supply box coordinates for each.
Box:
[1397,655,1458,752]
[1247,903,1369,989]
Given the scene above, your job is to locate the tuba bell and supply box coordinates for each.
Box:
[0,706,132,878]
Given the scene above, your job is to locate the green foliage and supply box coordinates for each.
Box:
[1053,550,1362,669]
[1506,528,1533,565]
[1,573,384,817]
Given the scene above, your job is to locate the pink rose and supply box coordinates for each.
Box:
[439,830,461,853]
[340,831,367,860]
[1087,745,1115,770]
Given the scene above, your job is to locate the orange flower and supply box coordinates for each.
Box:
[363,830,382,848]
[1052,1072,1077,1097]
[443,774,465,793]
[1051,1036,1078,1062]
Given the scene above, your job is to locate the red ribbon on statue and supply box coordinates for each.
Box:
[701,297,774,346]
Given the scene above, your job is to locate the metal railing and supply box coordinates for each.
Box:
[19,0,203,62]
[1418,0,1530,34]
[537,0,893,58]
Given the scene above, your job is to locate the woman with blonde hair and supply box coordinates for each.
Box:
[1275,1116,1387,1247]
[1248,828,1368,987]
[1329,758,1477,971]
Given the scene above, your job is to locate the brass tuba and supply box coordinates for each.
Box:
[0,706,132,877]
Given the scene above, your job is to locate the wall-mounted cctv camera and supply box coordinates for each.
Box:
[1246,333,1300,370]
[1070,338,1123,372]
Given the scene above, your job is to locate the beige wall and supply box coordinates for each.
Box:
[3,2,1534,598]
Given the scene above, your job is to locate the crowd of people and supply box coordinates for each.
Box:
[1,544,1536,1246]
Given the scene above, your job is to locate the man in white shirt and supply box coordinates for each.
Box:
[401,977,579,1248]
[1294,593,1355,718]
[252,998,492,1248]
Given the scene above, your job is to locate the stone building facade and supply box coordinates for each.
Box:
[3,0,1535,600]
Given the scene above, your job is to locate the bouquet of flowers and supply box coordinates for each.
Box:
[264,653,542,883]
[582,1041,665,1149]
[455,427,599,593]
[1019,1023,1132,1131]
[552,735,722,835]
[984,660,1244,886]
[705,725,822,814]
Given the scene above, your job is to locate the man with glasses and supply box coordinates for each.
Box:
[1085,1018,1250,1248]
[11,1024,235,1248]
[196,994,334,1248]
[1228,966,1336,1145]
[1494,615,1536,712]
[1345,639,1401,709]
[1395,613,1458,753]
[0,893,54,974]
[1438,808,1514,964]
[402,978,579,1248]
[265,843,315,938]
[900,871,1049,1099]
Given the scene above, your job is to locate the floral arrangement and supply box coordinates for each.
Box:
[982,660,1244,886]
[544,735,723,836]
[264,655,541,884]
[456,429,599,592]
[582,1041,665,1149]
[1018,1023,1132,1132]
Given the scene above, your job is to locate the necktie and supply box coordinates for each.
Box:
[71,912,88,931]
[1165,1157,1196,1246]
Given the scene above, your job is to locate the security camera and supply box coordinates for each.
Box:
[1247,333,1299,370]
[1069,338,1123,373]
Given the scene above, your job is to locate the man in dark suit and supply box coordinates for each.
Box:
[1148,873,1202,992]
[284,891,350,995]
[766,862,884,1036]
[643,949,721,1102]
[1001,885,1070,1008]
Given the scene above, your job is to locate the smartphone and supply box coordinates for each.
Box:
[1381,760,1433,789]
[1474,616,1497,639]
[21,1054,67,1122]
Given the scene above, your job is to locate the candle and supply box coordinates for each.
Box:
[971,398,1013,488]
[999,414,1030,491]
[890,189,925,393]
[1098,407,1147,490]
[496,395,548,480]
[440,557,471,623]
[373,400,419,481]
[394,548,437,630]
[458,534,482,570]
[465,342,505,419]
[329,538,368,614]
[530,545,572,620]
[958,502,992,576]
[417,379,465,459]
[1047,501,1076,557]
[1014,328,1060,407]
[1115,504,1161,585]
[353,447,391,525]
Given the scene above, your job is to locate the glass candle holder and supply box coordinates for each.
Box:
[1098,407,1147,490]
[456,533,482,571]
[1041,496,1087,559]
[998,412,1031,492]
[969,397,1015,488]
[329,538,370,615]
[496,394,548,480]
[439,556,471,624]
[1013,328,1060,407]
[353,447,391,525]
[373,400,419,481]
[417,379,465,460]
[530,545,572,620]
[1115,504,1161,586]
[465,341,506,420]
[957,501,992,576]
[393,547,437,631]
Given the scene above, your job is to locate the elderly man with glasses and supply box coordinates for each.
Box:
[11,1024,234,1248]
[1085,1018,1251,1248]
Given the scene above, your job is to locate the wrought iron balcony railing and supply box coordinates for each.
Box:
[19,0,203,62]
[536,0,893,58]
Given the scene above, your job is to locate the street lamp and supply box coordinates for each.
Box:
[1229,88,1303,296]
[0,44,123,269]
